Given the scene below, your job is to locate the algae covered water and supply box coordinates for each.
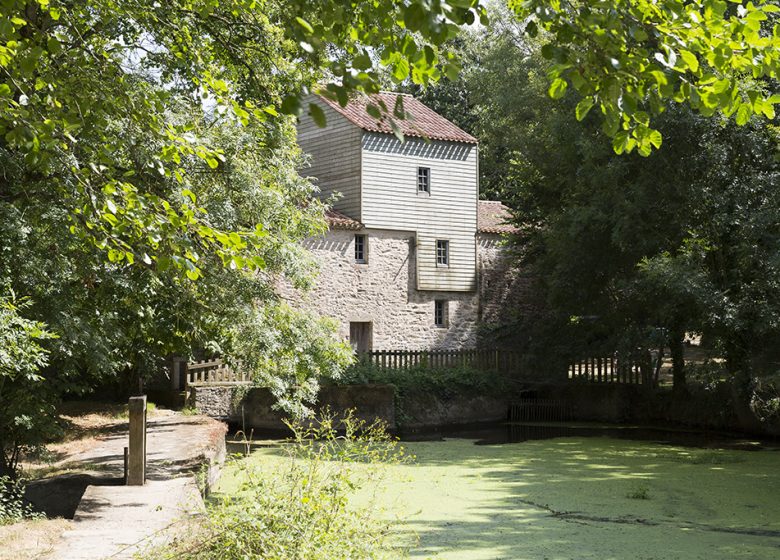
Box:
[221,424,780,559]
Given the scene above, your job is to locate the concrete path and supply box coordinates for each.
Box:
[45,413,226,560]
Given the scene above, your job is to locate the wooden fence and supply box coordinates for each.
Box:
[362,349,524,374]
[185,350,656,387]
[186,358,250,385]
[568,354,655,386]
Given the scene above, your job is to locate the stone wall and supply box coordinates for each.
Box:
[401,393,508,430]
[477,233,543,347]
[280,228,480,350]
[188,382,513,432]
[188,383,397,430]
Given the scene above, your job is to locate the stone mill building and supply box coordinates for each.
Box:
[291,92,518,352]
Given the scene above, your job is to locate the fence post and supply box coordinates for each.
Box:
[127,395,147,486]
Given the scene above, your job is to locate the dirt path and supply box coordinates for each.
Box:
[22,410,226,560]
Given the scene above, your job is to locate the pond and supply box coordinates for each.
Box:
[221,423,780,559]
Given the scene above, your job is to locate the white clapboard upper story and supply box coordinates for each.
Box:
[297,92,479,292]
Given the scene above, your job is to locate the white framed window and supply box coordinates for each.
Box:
[436,239,449,266]
[417,166,430,194]
[434,300,448,327]
[354,234,367,264]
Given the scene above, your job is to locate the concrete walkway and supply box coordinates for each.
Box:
[45,413,227,560]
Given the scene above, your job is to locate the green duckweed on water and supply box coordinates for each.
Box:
[217,430,780,560]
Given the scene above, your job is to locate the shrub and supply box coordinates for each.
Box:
[338,361,510,399]
[0,476,43,525]
[337,362,513,423]
[0,294,58,477]
[151,410,409,560]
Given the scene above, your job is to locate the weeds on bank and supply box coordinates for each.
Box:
[152,409,411,560]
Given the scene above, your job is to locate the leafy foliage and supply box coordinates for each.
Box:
[417,12,780,394]
[511,0,780,155]
[0,475,43,524]
[340,361,508,399]
[0,294,59,477]
[152,410,409,560]
[225,303,354,418]
[1,115,329,395]
[0,0,486,277]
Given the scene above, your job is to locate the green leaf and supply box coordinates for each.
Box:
[648,129,662,149]
[393,58,410,81]
[295,17,314,34]
[612,131,630,154]
[575,98,594,121]
[404,4,426,31]
[353,53,372,71]
[280,95,302,116]
[308,103,326,127]
[548,78,568,100]
[679,49,699,73]
[735,103,752,125]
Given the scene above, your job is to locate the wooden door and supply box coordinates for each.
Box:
[349,322,372,354]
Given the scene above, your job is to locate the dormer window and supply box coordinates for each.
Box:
[417,167,430,194]
[436,240,449,266]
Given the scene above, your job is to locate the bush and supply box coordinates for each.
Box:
[1,294,58,477]
[338,362,509,400]
[151,410,409,560]
[0,476,43,525]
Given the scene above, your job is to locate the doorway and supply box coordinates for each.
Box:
[349,322,372,354]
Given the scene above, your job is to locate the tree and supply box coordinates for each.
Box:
[0,0,486,278]
[414,11,780,394]
[0,294,57,477]
[0,0,486,473]
[511,0,780,155]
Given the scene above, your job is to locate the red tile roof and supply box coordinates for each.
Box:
[478,201,518,234]
[318,92,478,144]
[325,209,362,230]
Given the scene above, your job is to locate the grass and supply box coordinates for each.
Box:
[0,518,71,560]
[20,400,163,477]
[219,434,780,560]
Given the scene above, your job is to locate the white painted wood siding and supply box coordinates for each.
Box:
[360,132,478,292]
[297,97,362,220]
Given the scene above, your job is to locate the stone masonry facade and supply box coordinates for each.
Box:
[283,228,480,350]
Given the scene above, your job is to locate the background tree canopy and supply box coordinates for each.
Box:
[411,5,780,397]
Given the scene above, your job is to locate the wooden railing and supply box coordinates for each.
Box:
[186,358,250,385]
[362,349,524,374]
[568,354,655,386]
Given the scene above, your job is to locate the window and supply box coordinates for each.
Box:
[417,166,430,194]
[354,234,367,264]
[436,240,449,266]
[434,300,448,327]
